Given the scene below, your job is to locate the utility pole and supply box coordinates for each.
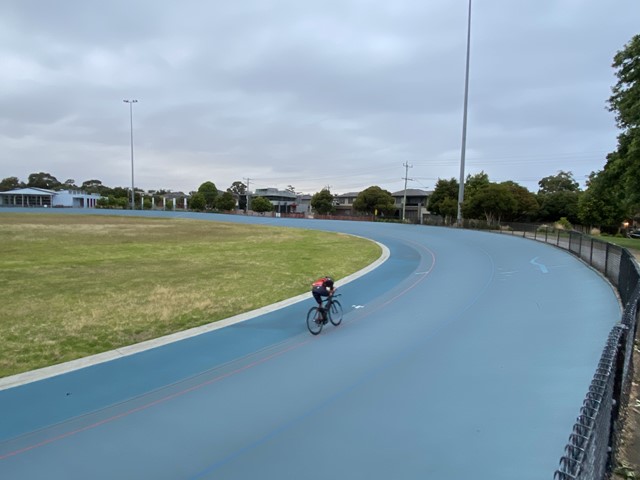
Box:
[457,0,472,227]
[402,162,413,222]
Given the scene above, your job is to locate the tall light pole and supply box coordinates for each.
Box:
[123,99,138,209]
[457,0,472,226]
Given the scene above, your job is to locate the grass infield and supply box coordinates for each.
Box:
[0,213,381,378]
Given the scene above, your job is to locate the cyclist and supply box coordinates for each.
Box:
[311,276,335,322]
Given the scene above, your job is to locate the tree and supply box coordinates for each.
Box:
[353,186,395,216]
[538,190,581,224]
[197,181,218,210]
[27,172,60,190]
[428,178,459,223]
[110,186,129,199]
[310,189,335,215]
[537,171,580,194]
[227,181,247,210]
[599,34,640,216]
[578,171,626,229]
[462,183,517,224]
[251,196,273,213]
[189,192,206,211]
[0,176,23,191]
[216,191,236,211]
[536,171,581,223]
[501,181,539,221]
[464,171,490,198]
[609,34,640,131]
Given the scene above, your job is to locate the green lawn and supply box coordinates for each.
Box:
[599,235,640,255]
[0,213,381,377]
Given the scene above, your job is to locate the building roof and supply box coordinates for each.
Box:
[0,187,57,195]
[254,188,296,198]
[391,189,432,197]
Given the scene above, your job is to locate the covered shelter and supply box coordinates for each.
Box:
[0,187,56,208]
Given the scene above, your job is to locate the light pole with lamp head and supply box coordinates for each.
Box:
[123,99,138,209]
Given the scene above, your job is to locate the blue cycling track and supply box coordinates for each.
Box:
[0,210,620,479]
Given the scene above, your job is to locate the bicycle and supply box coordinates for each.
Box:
[306,292,343,335]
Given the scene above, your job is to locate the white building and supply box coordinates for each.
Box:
[0,188,102,208]
[52,189,102,208]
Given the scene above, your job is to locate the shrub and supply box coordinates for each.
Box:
[555,217,573,230]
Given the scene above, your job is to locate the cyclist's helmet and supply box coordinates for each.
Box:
[324,277,334,288]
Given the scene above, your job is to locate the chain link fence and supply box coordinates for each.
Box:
[487,223,639,479]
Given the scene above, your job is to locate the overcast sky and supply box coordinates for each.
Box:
[1,1,638,195]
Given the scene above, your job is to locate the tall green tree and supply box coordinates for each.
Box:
[536,171,581,223]
[216,191,236,211]
[578,171,627,229]
[197,181,218,210]
[538,191,581,224]
[575,35,640,227]
[0,176,24,191]
[188,192,206,211]
[251,196,273,213]
[227,181,247,210]
[501,181,539,221]
[353,186,395,216]
[609,35,640,131]
[464,171,490,198]
[606,34,640,215]
[82,179,104,192]
[537,170,579,194]
[310,189,335,215]
[463,183,517,224]
[428,178,459,223]
[27,172,60,190]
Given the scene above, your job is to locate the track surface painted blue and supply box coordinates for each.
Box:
[0,210,620,479]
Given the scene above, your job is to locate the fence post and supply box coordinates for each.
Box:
[605,242,610,277]
[579,234,583,259]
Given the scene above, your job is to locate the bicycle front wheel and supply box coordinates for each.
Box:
[329,300,343,326]
[307,307,323,335]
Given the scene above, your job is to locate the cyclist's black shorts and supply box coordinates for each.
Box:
[312,285,330,304]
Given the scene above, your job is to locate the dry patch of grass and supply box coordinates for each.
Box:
[0,213,381,377]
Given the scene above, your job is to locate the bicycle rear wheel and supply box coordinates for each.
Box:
[306,307,323,335]
[329,300,343,326]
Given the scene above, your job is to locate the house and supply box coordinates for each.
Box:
[390,189,432,222]
[294,194,312,215]
[252,188,297,214]
[334,192,360,216]
[0,188,102,208]
[333,189,432,222]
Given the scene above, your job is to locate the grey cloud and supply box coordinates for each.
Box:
[0,0,638,194]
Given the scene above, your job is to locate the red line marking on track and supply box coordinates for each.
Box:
[0,339,310,461]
